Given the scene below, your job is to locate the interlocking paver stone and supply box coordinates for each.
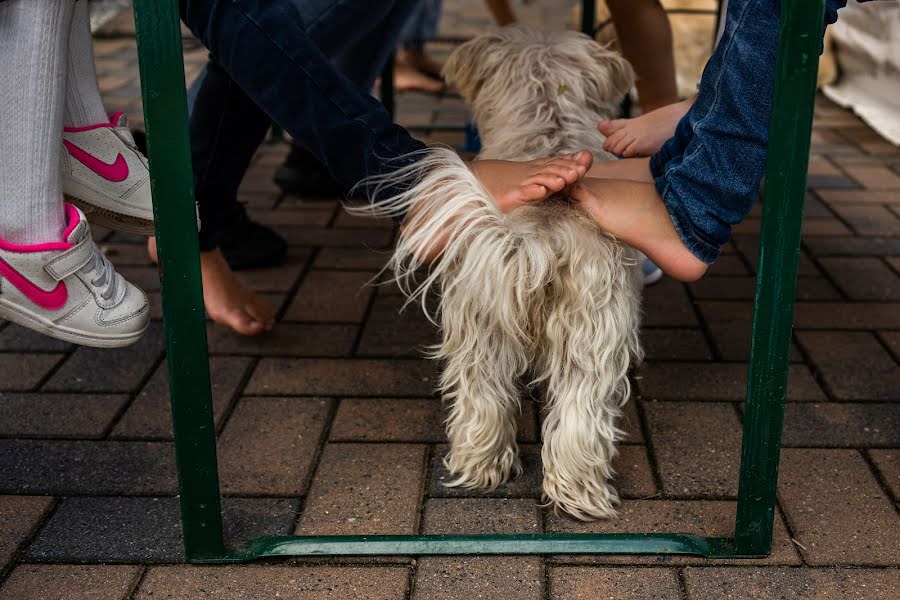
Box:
[414,557,544,600]
[780,402,900,447]
[355,294,439,357]
[134,566,410,600]
[548,567,682,600]
[284,270,377,322]
[247,358,437,396]
[415,498,543,600]
[819,257,900,300]
[0,440,174,495]
[0,323,72,352]
[0,353,63,392]
[296,443,427,535]
[330,397,444,442]
[111,356,253,439]
[206,322,358,356]
[637,362,824,401]
[0,565,141,600]
[218,397,332,495]
[640,328,712,361]
[0,496,53,573]
[26,497,298,563]
[795,331,900,400]
[793,301,900,329]
[641,279,698,327]
[41,322,165,393]
[778,448,899,565]
[697,301,803,361]
[0,393,128,438]
[645,401,742,497]
[683,567,900,600]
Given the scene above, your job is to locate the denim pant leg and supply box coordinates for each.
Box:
[648,0,780,263]
[189,60,270,251]
[181,0,427,208]
[286,0,421,173]
[401,0,443,48]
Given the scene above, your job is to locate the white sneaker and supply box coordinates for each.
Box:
[0,204,149,348]
[62,112,154,235]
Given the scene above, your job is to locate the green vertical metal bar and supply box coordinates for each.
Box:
[132,0,226,560]
[735,0,825,555]
[381,53,396,120]
[581,0,596,36]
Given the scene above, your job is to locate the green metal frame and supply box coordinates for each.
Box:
[133,0,825,563]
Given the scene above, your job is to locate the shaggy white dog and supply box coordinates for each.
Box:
[353,26,643,520]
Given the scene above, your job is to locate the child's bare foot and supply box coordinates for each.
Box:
[147,238,275,335]
[599,96,696,158]
[393,60,446,93]
[398,48,444,80]
[570,178,708,282]
[471,151,594,212]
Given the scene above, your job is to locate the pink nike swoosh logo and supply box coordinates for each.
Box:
[0,258,68,310]
[63,140,129,182]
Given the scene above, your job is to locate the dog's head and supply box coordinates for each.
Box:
[443,26,634,159]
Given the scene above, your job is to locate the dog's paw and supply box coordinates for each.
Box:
[442,448,521,490]
[542,473,620,521]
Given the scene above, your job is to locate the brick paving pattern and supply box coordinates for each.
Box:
[1,1,898,598]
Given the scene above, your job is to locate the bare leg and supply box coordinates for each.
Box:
[570,177,708,282]
[598,96,696,158]
[607,0,678,112]
[587,157,653,183]
[148,238,275,335]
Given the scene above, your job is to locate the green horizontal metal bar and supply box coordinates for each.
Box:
[192,534,752,563]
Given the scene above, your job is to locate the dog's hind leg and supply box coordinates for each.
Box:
[536,230,642,520]
[440,324,525,490]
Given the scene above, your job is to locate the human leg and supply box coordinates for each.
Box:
[572,0,784,281]
[606,0,678,112]
[178,0,588,213]
[0,0,73,244]
[64,0,107,127]
[0,0,149,346]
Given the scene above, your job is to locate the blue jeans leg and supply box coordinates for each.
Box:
[649,0,780,264]
[181,0,426,219]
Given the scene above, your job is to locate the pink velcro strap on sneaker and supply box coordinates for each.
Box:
[43,235,94,281]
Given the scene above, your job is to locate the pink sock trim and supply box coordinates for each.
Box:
[0,204,79,252]
[63,111,125,133]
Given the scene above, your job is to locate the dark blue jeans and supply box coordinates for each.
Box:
[649,0,871,263]
[180,0,423,250]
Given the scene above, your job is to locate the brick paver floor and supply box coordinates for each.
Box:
[1,3,898,599]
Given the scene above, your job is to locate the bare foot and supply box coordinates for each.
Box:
[394,60,445,93]
[470,151,594,212]
[569,178,708,282]
[405,152,594,263]
[599,96,696,158]
[398,48,444,80]
[147,238,276,335]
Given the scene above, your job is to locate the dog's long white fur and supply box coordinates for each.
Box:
[349,26,643,520]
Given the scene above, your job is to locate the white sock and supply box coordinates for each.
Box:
[65,0,107,127]
[0,0,74,245]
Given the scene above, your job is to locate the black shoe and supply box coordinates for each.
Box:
[219,202,287,271]
[274,144,344,197]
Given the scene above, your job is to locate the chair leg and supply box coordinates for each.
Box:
[734,0,825,555]
[132,0,226,561]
